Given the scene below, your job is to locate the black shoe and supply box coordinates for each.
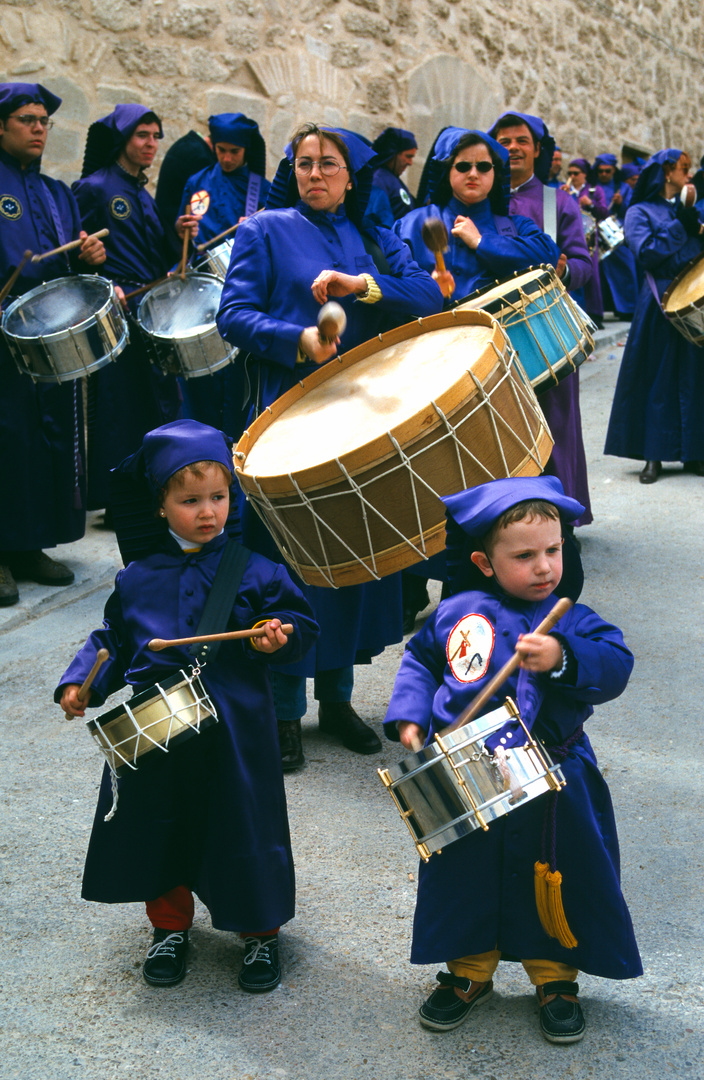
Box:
[639,460,661,485]
[318,702,381,754]
[0,563,19,607]
[238,934,281,993]
[536,980,585,1044]
[418,971,493,1031]
[7,550,74,586]
[143,928,189,987]
[278,718,305,772]
[682,460,704,476]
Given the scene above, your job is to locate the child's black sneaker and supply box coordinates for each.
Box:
[143,928,189,987]
[536,980,585,1044]
[238,934,281,993]
[418,971,493,1031]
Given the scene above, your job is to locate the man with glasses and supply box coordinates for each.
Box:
[0,82,106,606]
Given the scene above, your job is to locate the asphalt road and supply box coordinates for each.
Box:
[1,321,703,1080]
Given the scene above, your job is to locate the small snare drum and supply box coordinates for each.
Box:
[137,273,237,378]
[596,215,625,260]
[195,238,234,280]
[662,253,704,347]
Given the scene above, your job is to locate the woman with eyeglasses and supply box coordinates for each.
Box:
[216,123,443,771]
[394,127,560,302]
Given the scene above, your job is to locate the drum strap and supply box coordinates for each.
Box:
[542,185,558,243]
[190,539,251,665]
[359,230,392,276]
[245,172,263,218]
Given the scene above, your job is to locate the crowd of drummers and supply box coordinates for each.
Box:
[2,78,701,1042]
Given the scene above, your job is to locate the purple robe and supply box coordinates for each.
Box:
[566,182,608,318]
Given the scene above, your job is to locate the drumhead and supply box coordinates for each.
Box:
[456,266,552,311]
[138,273,224,339]
[663,254,704,312]
[3,275,113,339]
[240,320,498,476]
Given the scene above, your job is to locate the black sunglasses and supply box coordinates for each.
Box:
[453,160,494,174]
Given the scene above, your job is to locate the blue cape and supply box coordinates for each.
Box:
[266,126,377,221]
[122,419,235,492]
[81,104,163,179]
[416,127,511,214]
[629,148,683,206]
[488,111,556,183]
[371,127,417,163]
[0,81,61,118]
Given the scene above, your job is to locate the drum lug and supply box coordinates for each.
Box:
[435,734,489,832]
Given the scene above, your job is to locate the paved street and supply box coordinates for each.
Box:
[1,321,703,1080]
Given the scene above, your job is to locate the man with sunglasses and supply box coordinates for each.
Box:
[0,82,106,607]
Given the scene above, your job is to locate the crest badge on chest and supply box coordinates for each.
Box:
[446,612,494,683]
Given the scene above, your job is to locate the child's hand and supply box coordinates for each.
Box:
[60,683,91,717]
[254,618,290,654]
[516,633,563,673]
[398,721,426,752]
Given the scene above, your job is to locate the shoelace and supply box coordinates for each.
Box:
[242,936,273,966]
[146,931,185,960]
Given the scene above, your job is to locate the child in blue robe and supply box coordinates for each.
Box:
[384,476,641,1044]
[56,420,318,992]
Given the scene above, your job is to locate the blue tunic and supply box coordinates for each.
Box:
[394,196,560,301]
[598,179,639,316]
[72,164,182,508]
[0,147,87,551]
[55,530,319,931]
[216,201,444,674]
[181,162,270,241]
[371,165,415,220]
[383,589,642,980]
[604,197,704,462]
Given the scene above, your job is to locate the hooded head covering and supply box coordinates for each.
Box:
[265,124,377,223]
[0,82,61,121]
[488,111,556,183]
[592,153,621,185]
[629,148,683,206]
[441,476,584,601]
[80,104,162,179]
[416,126,511,214]
[568,157,591,179]
[620,163,641,181]
[208,112,266,176]
[371,127,417,165]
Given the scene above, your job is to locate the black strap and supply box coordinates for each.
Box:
[190,538,251,664]
[360,229,392,276]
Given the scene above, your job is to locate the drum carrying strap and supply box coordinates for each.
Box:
[245,172,263,218]
[542,185,558,243]
[190,538,251,665]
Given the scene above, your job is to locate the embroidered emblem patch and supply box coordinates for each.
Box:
[0,194,22,220]
[110,195,132,220]
[400,188,411,206]
[446,613,494,683]
[189,189,210,216]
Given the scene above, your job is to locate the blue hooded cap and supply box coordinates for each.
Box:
[266,125,377,224]
[208,112,266,176]
[416,126,511,214]
[442,477,585,601]
[80,104,163,178]
[372,127,417,164]
[629,148,683,206]
[620,163,640,181]
[594,153,617,169]
[0,81,61,119]
[488,111,556,184]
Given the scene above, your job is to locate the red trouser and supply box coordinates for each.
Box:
[145,886,278,937]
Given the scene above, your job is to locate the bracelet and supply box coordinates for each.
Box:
[549,643,569,680]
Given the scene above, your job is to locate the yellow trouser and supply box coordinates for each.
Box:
[448,949,578,987]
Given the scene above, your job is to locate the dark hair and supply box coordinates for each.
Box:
[435,133,506,213]
[493,114,539,149]
[132,111,162,137]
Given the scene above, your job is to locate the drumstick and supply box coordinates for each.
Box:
[32,229,109,263]
[194,209,264,252]
[148,624,295,651]
[179,204,191,280]
[0,250,33,307]
[64,648,109,719]
[421,218,453,296]
[317,301,347,344]
[122,275,171,302]
[443,597,573,734]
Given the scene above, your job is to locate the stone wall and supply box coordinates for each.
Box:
[1,0,703,190]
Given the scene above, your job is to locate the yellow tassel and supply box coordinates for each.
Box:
[534,861,553,938]
[546,868,578,949]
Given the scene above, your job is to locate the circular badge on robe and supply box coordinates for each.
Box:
[0,194,23,220]
[189,189,210,217]
[400,188,411,206]
[446,613,494,683]
[110,196,132,220]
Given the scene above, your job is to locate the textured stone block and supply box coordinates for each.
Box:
[90,0,142,33]
[163,3,221,38]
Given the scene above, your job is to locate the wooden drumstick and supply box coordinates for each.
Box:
[0,249,33,307]
[443,597,573,734]
[122,274,171,302]
[421,217,453,296]
[32,229,109,263]
[148,624,294,651]
[64,648,109,719]
[179,204,191,280]
[194,208,264,253]
[317,301,347,344]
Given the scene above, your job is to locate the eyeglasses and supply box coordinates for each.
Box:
[294,158,348,176]
[566,169,583,176]
[453,160,494,174]
[9,114,53,129]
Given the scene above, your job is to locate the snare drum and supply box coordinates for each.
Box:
[596,215,625,260]
[662,253,704,346]
[137,273,237,378]
[1,274,128,383]
[378,699,565,861]
[86,669,218,778]
[235,309,552,588]
[195,238,233,280]
[455,266,595,393]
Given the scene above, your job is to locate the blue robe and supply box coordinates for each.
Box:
[216,201,444,674]
[604,196,704,462]
[383,589,642,980]
[181,162,270,242]
[55,530,319,931]
[371,165,415,220]
[394,196,561,301]
[72,164,182,508]
[0,147,86,551]
[598,179,639,316]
